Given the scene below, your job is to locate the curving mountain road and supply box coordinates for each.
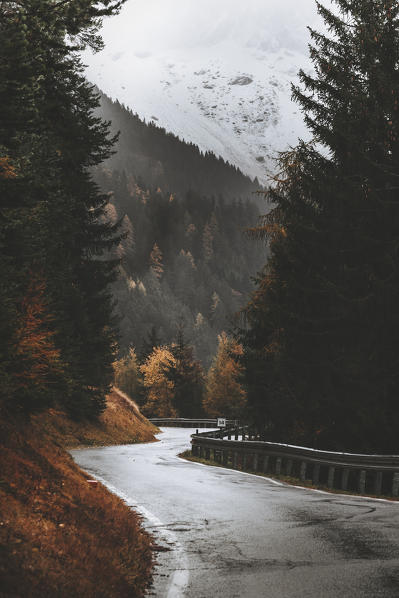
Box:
[71,428,399,598]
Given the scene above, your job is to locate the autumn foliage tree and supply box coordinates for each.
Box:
[118,325,204,416]
[113,348,145,405]
[13,275,64,412]
[203,333,246,419]
[140,347,177,417]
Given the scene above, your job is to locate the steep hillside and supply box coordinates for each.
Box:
[0,393,158,597]
[98,91,260,198]
[38,387,158,448]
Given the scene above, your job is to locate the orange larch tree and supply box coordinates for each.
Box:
[140,347,176,417]
[203,332,246,419]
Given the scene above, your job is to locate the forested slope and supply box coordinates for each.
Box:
[97,92,261,199]
[95,94,266,364]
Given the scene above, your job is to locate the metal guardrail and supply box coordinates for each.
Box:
[149,418,239,428]
[191,428,399,498]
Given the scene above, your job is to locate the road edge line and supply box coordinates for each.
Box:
[176,455,399,504]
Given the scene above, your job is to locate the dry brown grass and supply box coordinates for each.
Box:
[0,389,159,597]
[35,387,159,449]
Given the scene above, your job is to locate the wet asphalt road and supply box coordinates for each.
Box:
[71,428,399,598]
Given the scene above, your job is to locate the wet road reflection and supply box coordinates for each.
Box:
[71,428,399,598]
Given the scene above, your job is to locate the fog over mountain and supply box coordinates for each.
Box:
[83,0,330,182]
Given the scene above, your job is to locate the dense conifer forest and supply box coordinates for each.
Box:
[94,93,265,367]
[97,92,261,200]
[0,2,155,594]
[0,0,126,419]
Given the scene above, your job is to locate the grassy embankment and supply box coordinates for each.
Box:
[0,388,159,598]
[179,450,399,502]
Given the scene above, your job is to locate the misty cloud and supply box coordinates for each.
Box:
[97,0,328,56]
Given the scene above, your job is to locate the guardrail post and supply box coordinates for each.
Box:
[235,428,239,441]
[392,473,399,497]
[341,468,349,491]
[358,470,366,494]
[327,466,335,489]
[189,430,399,495]
[312,463,320,484]
[253,453,258,472]
[374,471,383,496]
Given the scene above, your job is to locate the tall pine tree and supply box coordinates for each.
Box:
[242,0,399,452]
[169,326,204,417]
[0,0,126,417]
[204,333,246,419]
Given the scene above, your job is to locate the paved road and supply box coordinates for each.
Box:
[71,428,399,598]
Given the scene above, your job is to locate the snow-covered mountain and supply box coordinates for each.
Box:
[82,0,329,183]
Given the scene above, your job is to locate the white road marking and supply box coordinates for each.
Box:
[82,473,190,598]
[176,456,399,504]
[175,455,284,486]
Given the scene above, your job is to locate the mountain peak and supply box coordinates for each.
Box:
[83,0,330,182]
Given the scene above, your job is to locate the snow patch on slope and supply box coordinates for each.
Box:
[82,0,329,183]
